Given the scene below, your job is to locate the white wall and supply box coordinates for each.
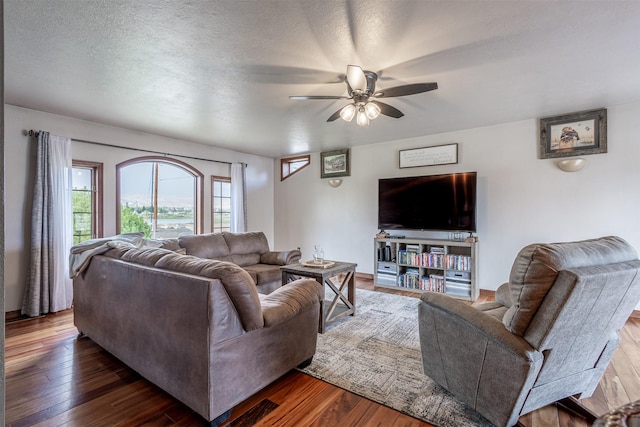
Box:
[274,103,640,306]
[4,105,276,312]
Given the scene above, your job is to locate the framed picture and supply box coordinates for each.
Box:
[321,149,350,178]
[539,108,607,159]
[399,143,458,168]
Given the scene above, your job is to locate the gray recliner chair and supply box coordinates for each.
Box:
[418,236,640,427]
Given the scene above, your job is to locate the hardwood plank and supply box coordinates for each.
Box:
[531,404,560,426]
[557,408,588,427]
[609,344,640,402]
[599,368,631,410]
[307,390,363,427]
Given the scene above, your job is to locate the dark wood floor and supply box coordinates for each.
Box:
[5,279,640,426]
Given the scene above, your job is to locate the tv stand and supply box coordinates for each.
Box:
[374,237,478,301]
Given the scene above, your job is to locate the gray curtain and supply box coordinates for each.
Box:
[22,131,73,317]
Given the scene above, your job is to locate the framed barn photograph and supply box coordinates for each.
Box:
[539,108,607,159]
[320,149,350,178]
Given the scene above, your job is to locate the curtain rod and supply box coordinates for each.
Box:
[25,129,240,166]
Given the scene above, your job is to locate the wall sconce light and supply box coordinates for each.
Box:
[328,179,343,188]
[557,158,586,172]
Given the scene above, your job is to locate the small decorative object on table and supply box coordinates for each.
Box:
[313,245,324,264]
[301,260,336,268]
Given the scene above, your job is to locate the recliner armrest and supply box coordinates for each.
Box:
[495,282,512,307]
[260,249,302,266]
[419,292,539,360]
[260,278,323,327]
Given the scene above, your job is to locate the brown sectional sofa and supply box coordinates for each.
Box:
[73,243,323,426]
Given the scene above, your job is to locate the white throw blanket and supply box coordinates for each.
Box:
[69,233,145,279]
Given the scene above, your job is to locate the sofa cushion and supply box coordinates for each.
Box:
[104,246,178,267]
[243,264,282,286]
[178,233,232,261]
[231,253,262,267]
[142,237,183,252]
[244,270,258,284]
[155,254,264,331]
[503,236,637,336]
[223,231,270,255]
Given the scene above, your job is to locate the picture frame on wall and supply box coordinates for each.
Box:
[539,108,607,159]
[320,149,350,178]
[399,143,458,168]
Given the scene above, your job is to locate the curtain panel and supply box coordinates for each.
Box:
[230,162,247,233]
[22,131,73,317]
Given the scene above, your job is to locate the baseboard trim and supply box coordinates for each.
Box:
[479,289,495,298]
[355,272,373,280]
[5,309,27,322]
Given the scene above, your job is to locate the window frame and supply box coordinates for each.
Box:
[281,154,310,181]
[116,156,204,236]
[211,175,232,233]
[72,160,104,242]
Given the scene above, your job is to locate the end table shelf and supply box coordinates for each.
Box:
[281,261,357,333]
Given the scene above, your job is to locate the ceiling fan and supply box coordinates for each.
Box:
[289,65,438,126]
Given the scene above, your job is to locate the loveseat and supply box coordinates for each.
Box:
[162,231,301,294]
[73,243,323,426]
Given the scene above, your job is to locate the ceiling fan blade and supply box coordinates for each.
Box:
[327,109,343,122]
[346,65,367,92]
[375,82,438,98]
[371,101,404,118]
[289,95,350,100]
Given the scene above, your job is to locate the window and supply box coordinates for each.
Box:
[281,154,310,181]
[211,176,231,233]
[117,156,203,238]
[72,160,103,244]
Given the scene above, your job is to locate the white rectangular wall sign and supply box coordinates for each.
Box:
[399,143,458,168]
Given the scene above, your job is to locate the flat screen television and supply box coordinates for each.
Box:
[378,171,477,232]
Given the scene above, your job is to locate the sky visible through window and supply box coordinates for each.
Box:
[120,162,196,238]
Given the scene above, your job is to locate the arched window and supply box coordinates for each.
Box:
[116,156,203,237]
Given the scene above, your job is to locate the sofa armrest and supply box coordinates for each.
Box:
[420,292,538,359]
[495,282,512,307]
[260,249,302,266]
[419,292,543,427]
[260,278,323,327]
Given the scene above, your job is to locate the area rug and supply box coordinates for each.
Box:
[298,289,493,427]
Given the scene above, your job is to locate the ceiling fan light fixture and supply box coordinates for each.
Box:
[340,104,356,122]
[364,102,381,120]
[356,106,370,126]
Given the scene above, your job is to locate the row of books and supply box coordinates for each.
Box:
[397,250,470,271]
[397,271,445,292]
[397,250,445,268]
[445,254,471,271]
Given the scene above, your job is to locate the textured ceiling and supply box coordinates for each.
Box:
[5,1,640,158]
